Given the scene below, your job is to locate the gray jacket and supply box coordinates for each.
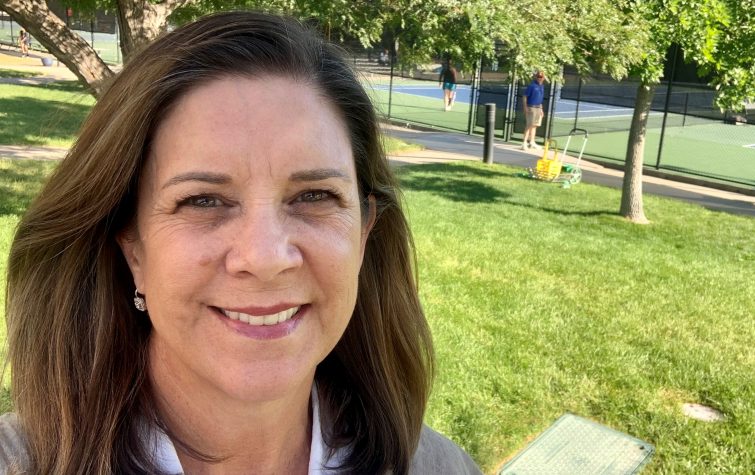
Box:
[0,413,481,474]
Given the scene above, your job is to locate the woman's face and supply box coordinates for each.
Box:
[119,76,374,403]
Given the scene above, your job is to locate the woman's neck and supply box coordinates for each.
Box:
[149,350,314,474]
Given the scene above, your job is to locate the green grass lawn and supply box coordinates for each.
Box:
[400,162,754,474]
[1,157,753,473]
[0,81,94,147]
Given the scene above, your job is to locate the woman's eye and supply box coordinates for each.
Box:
[181,195,222,208]
[298,190,332,203]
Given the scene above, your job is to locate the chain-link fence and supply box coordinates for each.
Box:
[355,51,754,191]
[0,15,122,64]
[552,64,755,188]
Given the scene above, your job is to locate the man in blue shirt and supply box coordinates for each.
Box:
[522,71,545,150]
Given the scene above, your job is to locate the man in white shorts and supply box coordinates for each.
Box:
[522,71,546,150]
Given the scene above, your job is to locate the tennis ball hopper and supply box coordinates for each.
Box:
[528,128,588,188]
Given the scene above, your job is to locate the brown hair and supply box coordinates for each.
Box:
[5,11,433,474]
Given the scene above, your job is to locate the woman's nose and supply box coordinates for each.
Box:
[224,205,303,281]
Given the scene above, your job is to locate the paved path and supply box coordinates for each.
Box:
[0,48,77,83]
[382,124,755,217]
[0,145,68,160]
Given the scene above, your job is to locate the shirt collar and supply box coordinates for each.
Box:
[147,384,347,474]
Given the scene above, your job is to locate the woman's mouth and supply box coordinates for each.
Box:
[219,306,301,326]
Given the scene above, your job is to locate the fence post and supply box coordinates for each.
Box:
[656,43,679,170]
[483,103,496,164]
[543,81,556,140]
[387,49,395,119]
[503,68,517,142]
[467,57,481,135]
[573,78,582,131]
[115,16,120,64]
[682,92,689,127]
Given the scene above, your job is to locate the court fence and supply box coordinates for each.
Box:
[0,16,122,65]
[356,53,754,191]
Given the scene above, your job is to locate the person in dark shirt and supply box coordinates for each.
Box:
[439,58,458,111]
[522,70,546,150]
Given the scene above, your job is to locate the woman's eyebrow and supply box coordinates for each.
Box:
[162,172,231,189]
[289,168,352,183]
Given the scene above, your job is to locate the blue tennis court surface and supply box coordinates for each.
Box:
[372,84,473,105]
[372,84,660,119]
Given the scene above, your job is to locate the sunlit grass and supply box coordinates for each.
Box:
[397,162,754,474]
[0,147,753,474]
[0,81,94,147]
[382,135,424,154]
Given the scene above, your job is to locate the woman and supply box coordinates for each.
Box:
[438,58,458,111]
[1,11,480,474]
[18,29,28,57]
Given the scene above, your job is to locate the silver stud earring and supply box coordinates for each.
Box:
[134,289,147,312]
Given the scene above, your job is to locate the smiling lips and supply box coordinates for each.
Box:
[220,306,300,326]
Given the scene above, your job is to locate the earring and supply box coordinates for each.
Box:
[134,289,147,312]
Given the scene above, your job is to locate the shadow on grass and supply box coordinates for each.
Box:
[0,68,42,79]
[0,95,90,145]
[504,200,618,217]
[0,160,55,215]
[30,80,89,93]
[398,163,512,202]
[448,405,484,465]
[398,163,620,216]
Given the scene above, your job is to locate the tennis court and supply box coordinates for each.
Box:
[0,21,122,64]
[364,76,755,189]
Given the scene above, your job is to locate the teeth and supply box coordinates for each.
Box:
[222,306,300,326]
[263,314,278,325]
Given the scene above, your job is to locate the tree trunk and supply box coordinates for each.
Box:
[620,82,654,224]
[116,0,194,61]
[1,0,114,96]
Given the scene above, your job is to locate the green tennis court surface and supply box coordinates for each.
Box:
[550,119,755,188]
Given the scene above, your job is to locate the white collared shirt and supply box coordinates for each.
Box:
[148,385,347,474]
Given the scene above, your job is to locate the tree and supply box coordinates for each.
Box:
[488,0,648,80]
[170,0,386,47]
[0,0,195,96]
[620,0,755,223]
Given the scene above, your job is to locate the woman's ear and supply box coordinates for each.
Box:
[360,194,377,258]
[116,228,145,290]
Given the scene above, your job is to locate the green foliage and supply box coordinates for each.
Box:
[706,0,755,110]
[169,0,385,47]
[377,0,650,82]
[169,0,648,79]
[628,0,755,110]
